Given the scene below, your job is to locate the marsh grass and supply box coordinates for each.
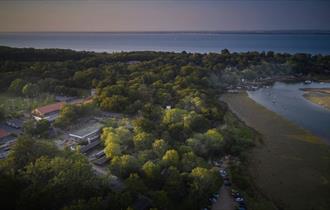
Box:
[221,92,330,210]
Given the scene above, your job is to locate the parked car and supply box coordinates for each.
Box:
[224,180,232,186]
[219,169,227,177]
[238,200,246,207]
[233,192,242,199]
[235,197,244,202]
[212,193,219,198]
[209,197,217,203]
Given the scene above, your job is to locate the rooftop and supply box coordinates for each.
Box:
[69,122,103,139]
[34,102,65,116]
[6,118,23,127]
[0,129,10,139]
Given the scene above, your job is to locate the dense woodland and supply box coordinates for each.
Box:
[0,46,330,210]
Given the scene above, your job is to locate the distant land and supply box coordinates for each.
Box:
[1,30,330,34]
[1,31,330,54]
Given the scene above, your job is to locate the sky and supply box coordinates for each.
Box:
[0,0,329,32]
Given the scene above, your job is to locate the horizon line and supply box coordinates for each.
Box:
[1,29,330,34]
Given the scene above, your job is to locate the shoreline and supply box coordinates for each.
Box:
[221,92,330,210]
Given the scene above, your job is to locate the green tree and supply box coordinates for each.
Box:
[162,108,187,125]
[99,95,128,112]
[104,142,121,158]
[188,167,221,207]
[61,197,105,210]
[142,160,160,180]
[163,166,185,200]
[110,155,140,178]
[187,129,224,157]
[183,111,209,132]
[23,119,51,138]
[102,127,133,158]
[22,83,39,97]
[54,104,92,128]
[162,149,179,167]
[8,78,26,95]
[181,152,205,172]
[124,173,147,194]
[152,139,168,158]
[19,156,99,210]
[133,132,154,150]
[4,135,59,172]
[149,190,170,209]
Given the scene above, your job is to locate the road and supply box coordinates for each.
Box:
[212,185,236,210]
[212,158,236,210]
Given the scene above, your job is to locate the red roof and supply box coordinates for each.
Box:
[0,129,10,138]
[34,102,65,116]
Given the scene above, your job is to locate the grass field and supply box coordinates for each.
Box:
[303,88,330,111]
[221,93,330,210]
[0,92,55,117]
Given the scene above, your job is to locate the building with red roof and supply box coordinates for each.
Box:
[0,129,10,139]
[31,96,93,122]
[32,102,65,122]
[0,129,14,145]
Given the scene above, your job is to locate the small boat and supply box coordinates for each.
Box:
[304,80,312,84]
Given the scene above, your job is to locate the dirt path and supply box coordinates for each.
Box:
[221,93,330,210]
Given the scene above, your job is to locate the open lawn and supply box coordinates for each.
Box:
[221,92,330,210]
[0,92,55,117]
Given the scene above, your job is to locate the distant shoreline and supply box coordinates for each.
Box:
[1,30,330,35]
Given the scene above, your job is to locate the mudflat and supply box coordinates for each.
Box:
[221,93,330,210]
[302,88,330,111]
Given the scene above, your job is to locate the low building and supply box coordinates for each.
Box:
[0,129,16,159]
[80,139,101,153]
[6,118,23,129]
[0,129,15,145]
[32,102,65,122]
[93,155,110,166]
[69,123,103,144]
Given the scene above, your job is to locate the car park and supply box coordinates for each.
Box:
[209,197,217,203]
[224,180,231,186]
[235,197,244,202]
[219,169,228,177]
[212,192,219,198]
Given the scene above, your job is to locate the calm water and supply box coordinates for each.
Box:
[1,32,330,54]
[248,82,330,143]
